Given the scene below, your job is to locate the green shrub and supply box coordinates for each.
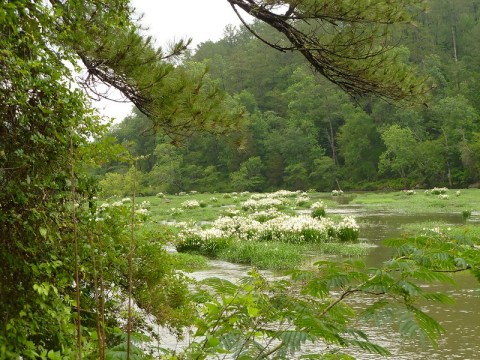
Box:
[336,227,359,242]
[176,235,232,257]
[462,209,472,220]
[311,207,326,218]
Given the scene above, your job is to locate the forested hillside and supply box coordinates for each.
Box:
[101,0,480,195]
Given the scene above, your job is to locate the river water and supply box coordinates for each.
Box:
[186,206,480,359]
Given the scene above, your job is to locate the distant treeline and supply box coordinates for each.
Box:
[99,0,480,196]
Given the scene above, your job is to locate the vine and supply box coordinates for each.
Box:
[70,129,82,359]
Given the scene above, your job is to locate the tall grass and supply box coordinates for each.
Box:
[172,253,209,272]
[218,241,303,270]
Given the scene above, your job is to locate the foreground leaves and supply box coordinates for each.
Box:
[179,230,480,359]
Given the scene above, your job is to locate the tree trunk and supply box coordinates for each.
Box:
[452,26,458,63]
[442,128,453,187]
[326,118,337,165]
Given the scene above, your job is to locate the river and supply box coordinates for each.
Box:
[186,206,480,359]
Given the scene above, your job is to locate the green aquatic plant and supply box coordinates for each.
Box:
[219,242,303,270]
[462,209,472,220]
[172,253,209,272]
[311,201,327,218]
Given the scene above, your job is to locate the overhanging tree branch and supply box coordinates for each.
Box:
[226,0,429,103]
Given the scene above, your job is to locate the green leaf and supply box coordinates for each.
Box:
[207,335,220,347]
[347,339,391,356]
[421,292,455,305]
[201,277,238,295]
[280,330,311,352]
[247,306,259,317]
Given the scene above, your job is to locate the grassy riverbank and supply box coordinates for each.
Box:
[138,188,480,221]
[345,188,480,213]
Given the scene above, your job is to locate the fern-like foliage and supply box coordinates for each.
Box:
[180,230,480,359]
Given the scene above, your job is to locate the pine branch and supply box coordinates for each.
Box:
[226,0,429,103]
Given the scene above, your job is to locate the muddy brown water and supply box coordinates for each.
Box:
[183,207,480,359]
[334,207,480,359]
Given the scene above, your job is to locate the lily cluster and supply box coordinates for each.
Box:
[241,190,314,211]
[250,190,298,199]
[295,193,311,206]
[95,198,150,223]
[310,201,326,218]
[425,187,449,195]
[241,198,285,210]
[181,199,201,209]
[176,212,359,250]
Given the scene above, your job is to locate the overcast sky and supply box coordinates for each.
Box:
[94,0,248,121]
[132,0,245,48]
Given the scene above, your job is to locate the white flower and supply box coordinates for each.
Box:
[99,203,110,209]
[181,200,201,209]
[336,216,359,231]
[135,208,149,215]
[429,187,448,195]
[310,201,325,210]
[175,203,359,245]
[170,207,184,215]
[272,190,297,198]
[332,190,344,196]
[241,197,284,210]
[295,194,310,205]
[140,201,150,209]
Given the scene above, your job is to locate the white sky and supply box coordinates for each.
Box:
[93,0,249,122]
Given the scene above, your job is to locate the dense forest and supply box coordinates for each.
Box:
[101,0,480,195]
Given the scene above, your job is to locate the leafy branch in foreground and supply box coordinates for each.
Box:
[177,229,479,359]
